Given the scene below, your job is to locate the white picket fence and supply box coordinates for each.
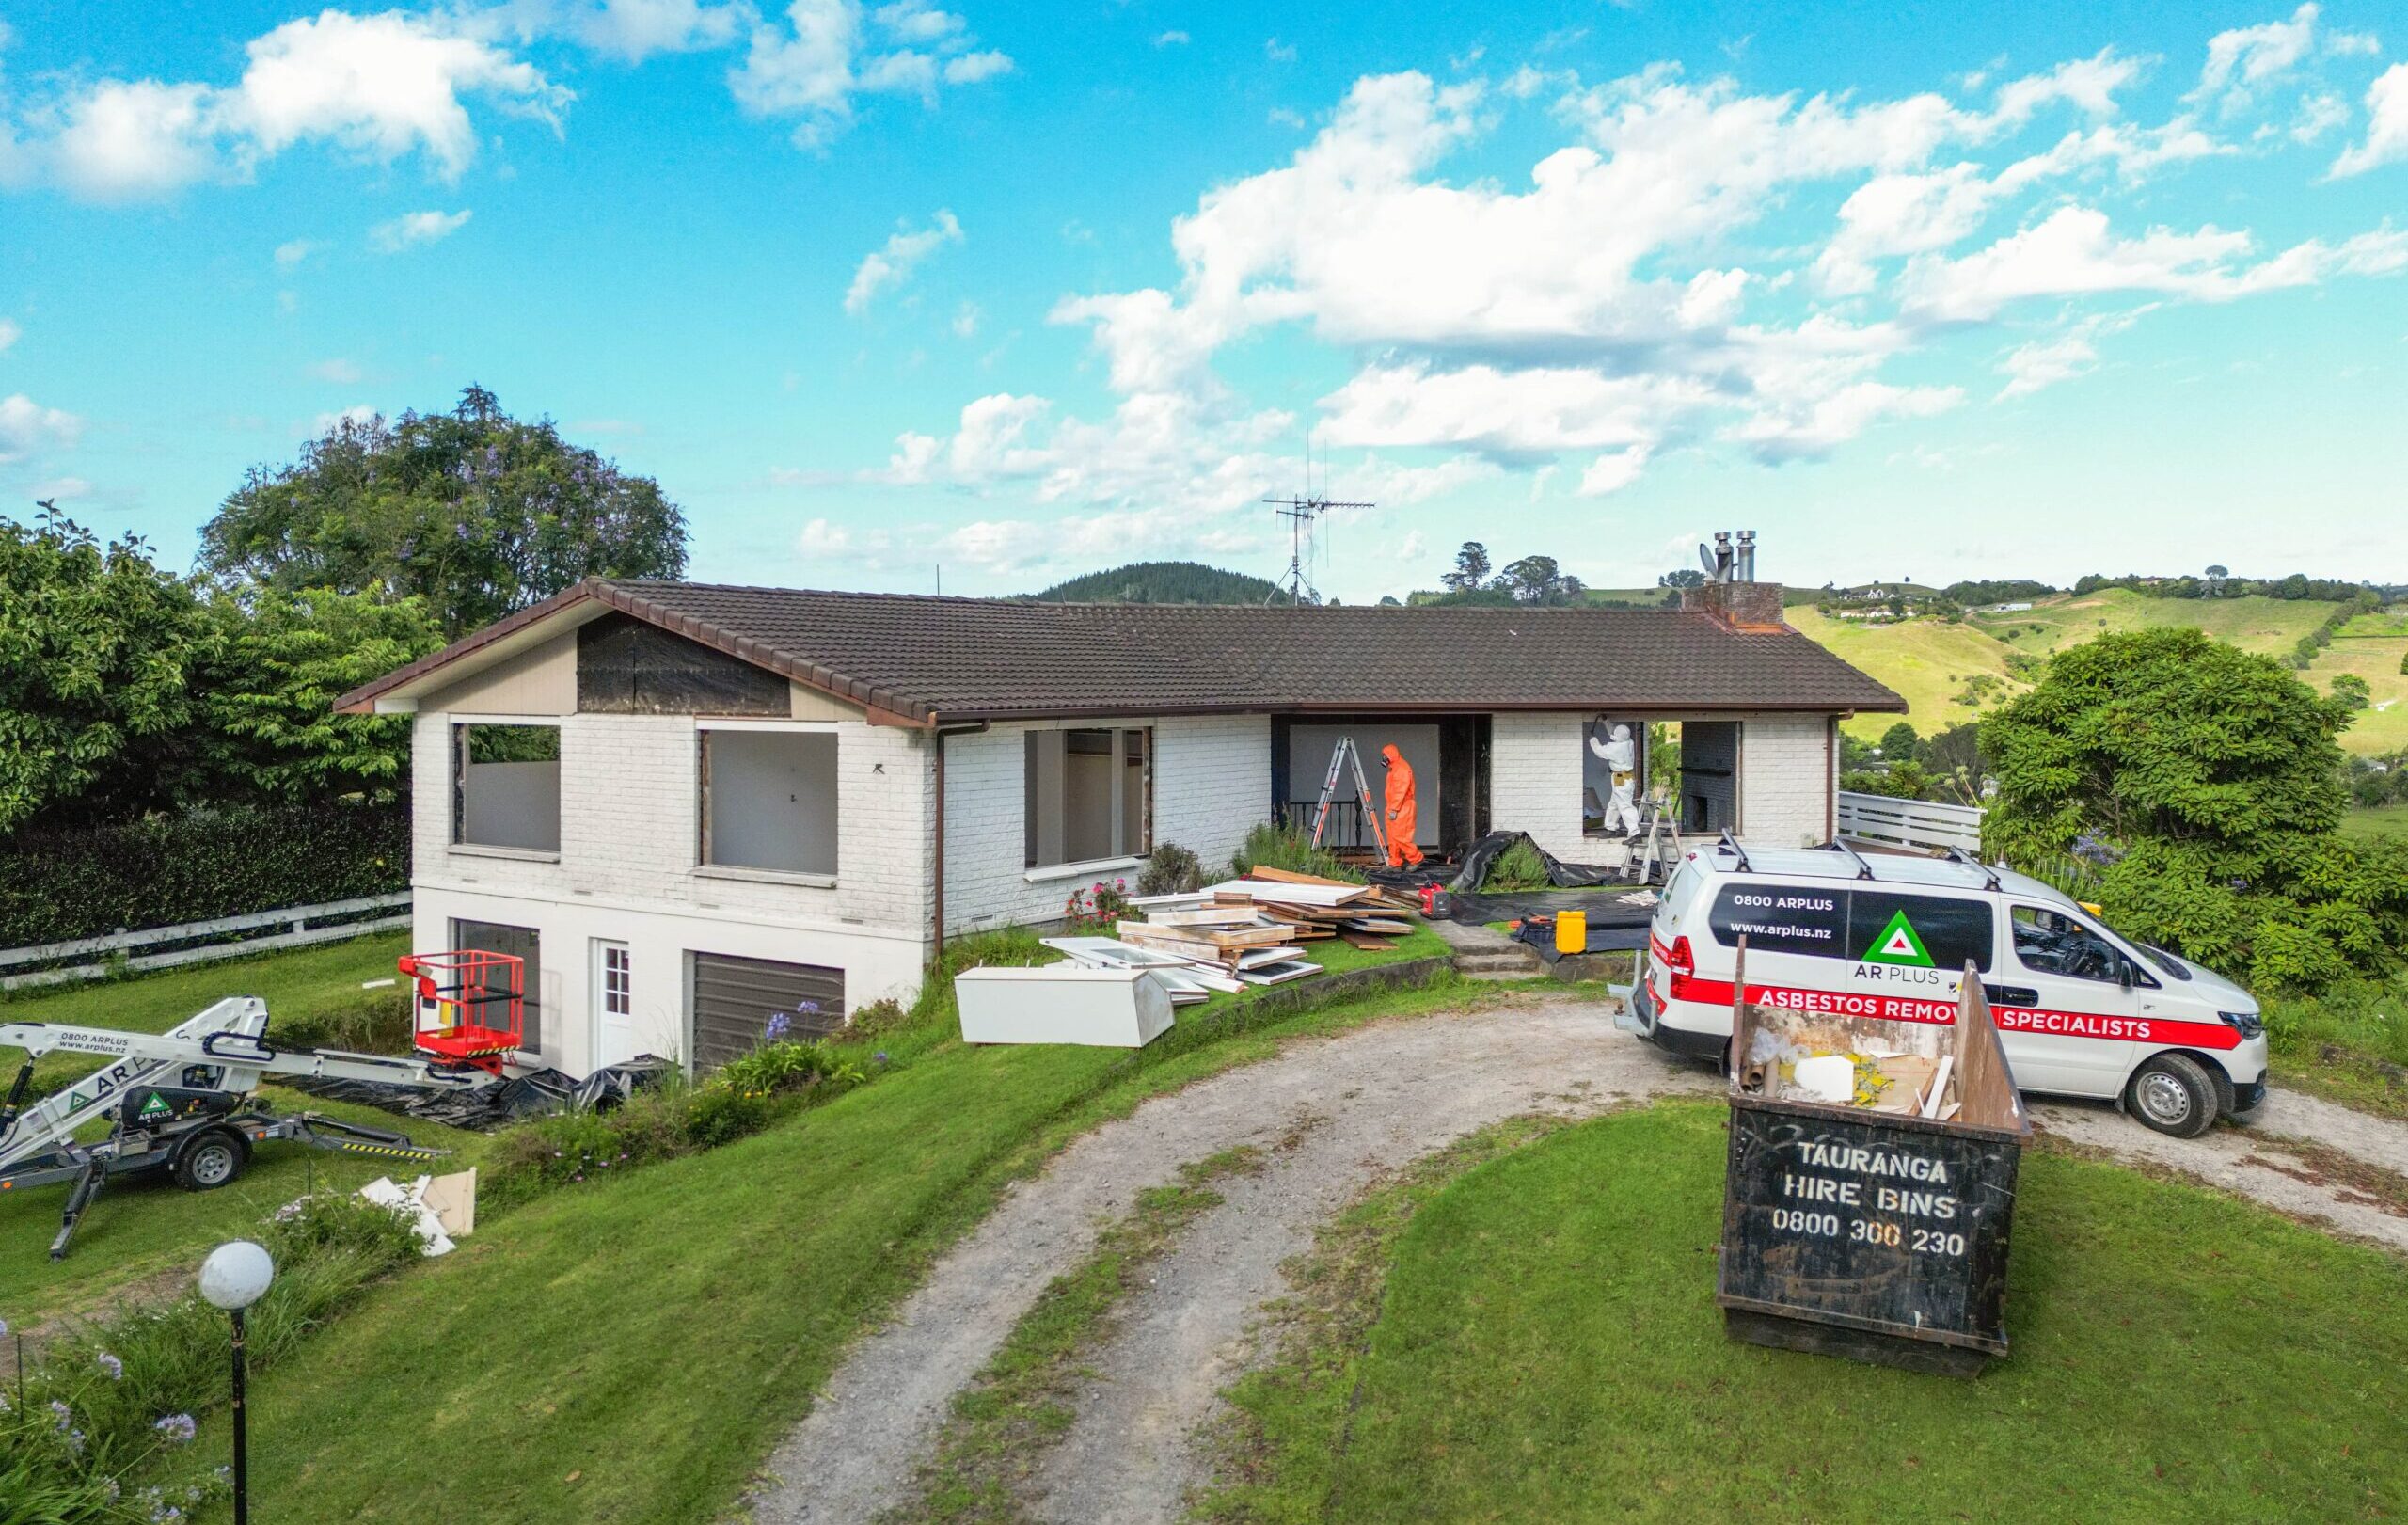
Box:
[0,892,413,992]
[1836,792,1985,854]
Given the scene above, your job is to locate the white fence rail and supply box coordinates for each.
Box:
[1836,792,1985,854]
[1,892,413,992]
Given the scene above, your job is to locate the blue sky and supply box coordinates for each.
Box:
[2,0,2404,600]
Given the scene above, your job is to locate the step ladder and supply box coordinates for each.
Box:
[1624,793,1684,884]
[1306,737,1391,863]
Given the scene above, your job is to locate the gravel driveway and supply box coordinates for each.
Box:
[745,997,2408,1525]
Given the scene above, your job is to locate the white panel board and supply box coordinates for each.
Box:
[956,965,1176,1047]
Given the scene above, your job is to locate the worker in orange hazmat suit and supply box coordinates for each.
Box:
[1381,744,1424,868]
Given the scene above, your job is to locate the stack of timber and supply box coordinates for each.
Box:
[1045,867,1418,1000]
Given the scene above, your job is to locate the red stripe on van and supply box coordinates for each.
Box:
[1666,974,2239,1051]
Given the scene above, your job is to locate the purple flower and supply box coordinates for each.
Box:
[97,1351,123,1380]
[873,1051,890,1064]
[154,1413,198,1444]
[796,999,821,1015]
[50,1399,73,1431]
[766,1011,793,1042]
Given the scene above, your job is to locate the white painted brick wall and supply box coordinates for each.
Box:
[1490,712,1588,862]
[1737,712,1834,848]
[942,714,1270,934]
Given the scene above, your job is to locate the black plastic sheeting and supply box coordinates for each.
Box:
[1447,831,1624,893]
[1462,888,1658,938]
[1501,909,1652,958]
[281,1056,673,1132]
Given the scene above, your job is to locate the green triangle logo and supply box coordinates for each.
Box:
[138,1091,172,1119]
[1863,909,1934,967]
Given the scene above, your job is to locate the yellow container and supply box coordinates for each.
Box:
[1555,908,1588,955]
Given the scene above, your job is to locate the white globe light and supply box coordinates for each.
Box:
[199,1240,276,1311]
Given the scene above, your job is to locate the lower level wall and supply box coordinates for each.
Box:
[1735,713,1836,848]
[414,886,926,1077]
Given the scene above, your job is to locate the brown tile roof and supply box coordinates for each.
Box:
[338,578,1906,723]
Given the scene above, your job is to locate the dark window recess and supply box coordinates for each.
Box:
[577,612,788,715]
[689,952,845,1072]
[1846,890,1994,973]
[1706,886,1993,973]
[451,919,542,1052]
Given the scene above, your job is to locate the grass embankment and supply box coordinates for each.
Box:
[158,927,1463,1522]
[1201,1102,2408,1523]
[1965,587,2332,658]
[0,932,491,1323]
[2263,977,2408,1121]
[2341,802,2408,840]
[2305,629,2408,752]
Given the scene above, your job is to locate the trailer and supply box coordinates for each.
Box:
[0,983,511,1262]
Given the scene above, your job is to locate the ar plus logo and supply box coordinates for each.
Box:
[138,1091,173,1120]
[1862,908,1934,967]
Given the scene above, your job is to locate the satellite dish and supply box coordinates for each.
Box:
[1698,544,1717,576]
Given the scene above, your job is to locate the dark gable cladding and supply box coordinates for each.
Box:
[338,578,1907,723]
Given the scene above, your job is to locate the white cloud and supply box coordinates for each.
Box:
[2289,91,2351,143]
[1155,30,1190,48]
[370,208,472,252]
[1994,310,2151,399]
[309,404,379,435]
[1577,444,1652,496]
[11,9,569,201]
[0,394,84,463]
[795,516,859,557]
[951,299,980,337]
[0,318,17,351]
[1267,106,1305,128]
[1988,48,2145,126]
[732,0,1013,149]
[2192,4,2318,111]
[1265,38,1298,64]
[309,357,364,383]
[30,476,93,501]
[570,0,749,62]
[1398,529,1427,561]
[2332,64,2408,177]
[844,208,962,313]
[273,237,319,269]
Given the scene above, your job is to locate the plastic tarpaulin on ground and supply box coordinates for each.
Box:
[282,1056,673,1131]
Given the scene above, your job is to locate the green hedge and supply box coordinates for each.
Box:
[0,802,409,948]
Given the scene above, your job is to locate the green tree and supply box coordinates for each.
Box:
[1982,627,2403,989]
[1441,541,1491,594]
[198,588,446,805]
[199,386,688,636]
[1658,567,1707,590]
[2330,674,2371,712]
[0,510,215,831]
[1877,721,1922,761]
[1496,554,1582,606]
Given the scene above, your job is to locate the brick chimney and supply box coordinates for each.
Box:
[1679,580,1788,630]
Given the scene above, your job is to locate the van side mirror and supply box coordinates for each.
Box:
[2117,957,2135,992]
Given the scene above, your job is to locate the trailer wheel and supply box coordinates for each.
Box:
[2126,1054,2217,1139]
[172,1129,248,1192]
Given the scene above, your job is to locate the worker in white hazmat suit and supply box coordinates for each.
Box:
[1588,723,1641,837]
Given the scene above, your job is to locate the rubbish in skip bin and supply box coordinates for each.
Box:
[955,964,1176,1048]
[1715,937,2031,1376]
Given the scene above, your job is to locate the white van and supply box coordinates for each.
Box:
[1631,841,2268,1138]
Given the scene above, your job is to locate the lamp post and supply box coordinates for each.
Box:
[200,1240,275,1525]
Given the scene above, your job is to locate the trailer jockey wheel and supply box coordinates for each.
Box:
[172,1128,250,1192]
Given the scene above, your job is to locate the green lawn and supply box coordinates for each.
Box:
[2264,976,2408,1121]
[2340,802,2408,841]
[2307,632,2408,752]
[0,932,473,1323]
[1206,1102,2408,1522]
[1964,587,2333,658]
[149,928,1460,1522]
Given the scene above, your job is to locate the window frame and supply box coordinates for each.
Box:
[450,718,564,859]
[1022,725,1153,876]
[693,718,842,886]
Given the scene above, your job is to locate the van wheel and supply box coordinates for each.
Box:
[172,1130,247,1192]
[2126,1055,2217,1139]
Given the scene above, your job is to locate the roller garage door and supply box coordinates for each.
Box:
[689,952,846,1072]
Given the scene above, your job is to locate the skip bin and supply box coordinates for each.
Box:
[1714,942,2031,1376]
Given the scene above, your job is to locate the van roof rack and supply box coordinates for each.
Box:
[1822,838,1877,881]
[1716,829,1752,875]
[1942,845,2003,892]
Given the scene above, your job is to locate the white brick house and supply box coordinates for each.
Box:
[340,578,1900,1075]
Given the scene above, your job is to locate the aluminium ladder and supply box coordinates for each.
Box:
[1306,737,1391,862]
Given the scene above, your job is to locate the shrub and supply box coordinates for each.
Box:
[0,802,408,948]
[1481,838,1553,892]
[1062,879,1133,932]
[1226,821,1360,883]
[1137,842,1204,897]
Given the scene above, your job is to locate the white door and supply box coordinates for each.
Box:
[1995,904,2146,1098]
[592,940,635,1069]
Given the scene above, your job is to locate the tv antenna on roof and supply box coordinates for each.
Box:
[1262,431,1370,606]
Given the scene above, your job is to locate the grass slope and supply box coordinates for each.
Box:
[2308,631,2408,752]
[163,930,1465,1522]
[1782,606,2027,741]
[1222,1102,2408,1522]
[1965,587,2333,657]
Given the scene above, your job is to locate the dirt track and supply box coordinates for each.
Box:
[745,999,2408,1525]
